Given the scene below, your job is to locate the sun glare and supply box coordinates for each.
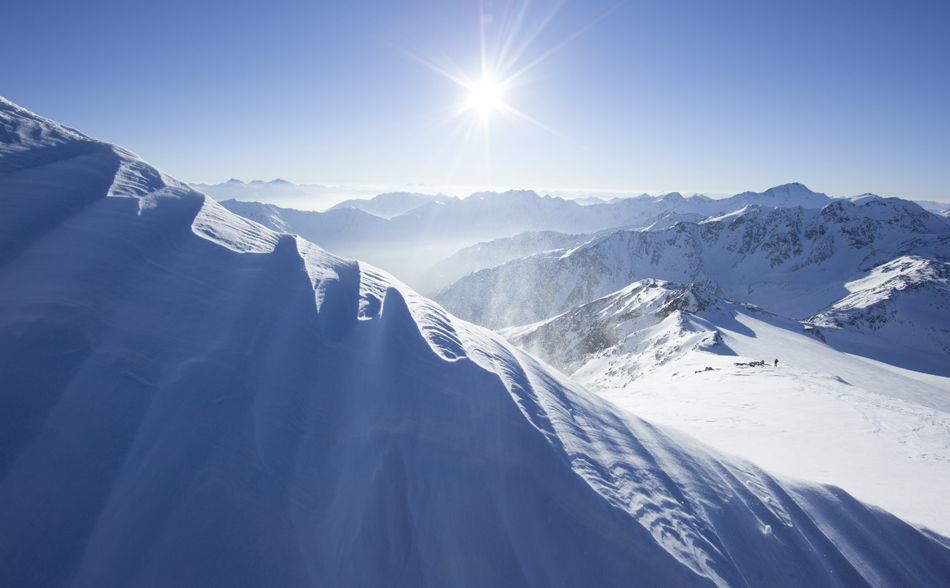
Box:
[403,0,607,168]
[464,74,507,118]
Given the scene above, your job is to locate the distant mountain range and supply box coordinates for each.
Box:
[218,182,861,292]
[329,191,457,218]
[437,197,949,332]
[196,178,949,214]
[190,178,379,209]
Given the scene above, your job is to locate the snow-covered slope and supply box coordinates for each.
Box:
[330,191,457,219]
[438,200,950,330]
[4,97,950,586]
[807,255,950,370]
[501,280,745,382]
[501,278,950,534]
[423,211,726,294]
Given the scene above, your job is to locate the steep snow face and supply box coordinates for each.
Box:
[438,200,950,329]
[500,277,950,534]
[4,97,950,586]
[213,198,293,232]
[807,256,950,371]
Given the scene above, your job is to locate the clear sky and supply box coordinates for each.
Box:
[5,0,950,200]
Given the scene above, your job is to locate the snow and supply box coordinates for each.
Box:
[439,198,950,329]
[502,278,950,535]
[806,256,950,372]
[603,311,950,535]
[3,96,950,585]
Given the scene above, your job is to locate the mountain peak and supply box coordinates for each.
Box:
[761,182,816,196]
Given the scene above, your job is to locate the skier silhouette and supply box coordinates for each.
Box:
[774,358,779,367]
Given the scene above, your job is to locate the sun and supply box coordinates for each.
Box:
[463,74,507,118]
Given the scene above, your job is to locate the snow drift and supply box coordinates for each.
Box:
[2,97,950,586]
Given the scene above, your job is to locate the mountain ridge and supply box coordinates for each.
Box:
[437,197,950,332]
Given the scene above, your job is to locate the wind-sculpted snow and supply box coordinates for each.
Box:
[438,200,950,329]
[2,97,950,586]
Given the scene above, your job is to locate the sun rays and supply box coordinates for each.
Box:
[399,1,620,183]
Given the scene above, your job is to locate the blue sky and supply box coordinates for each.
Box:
[6,0,950,200]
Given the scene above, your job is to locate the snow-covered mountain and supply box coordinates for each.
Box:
[421,214,710,293]
[330,191,457,218]
[501,279,743,381]
[807,255,950,369]
[501,278,950,533]
[729,182,832,209]
[5,97,950,585]
[438,199,950,331]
